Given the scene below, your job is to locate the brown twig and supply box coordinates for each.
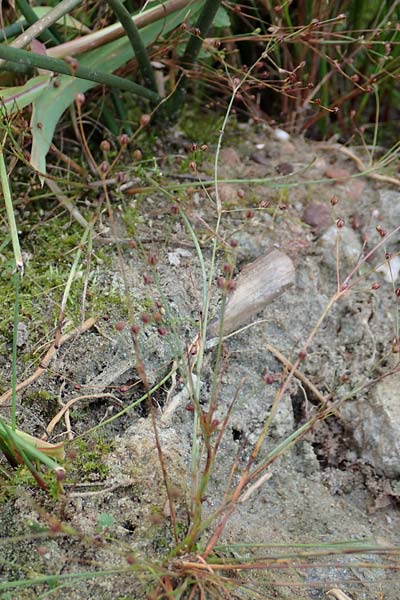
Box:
[318,142,400,187]
[46,392,123,436]
[265,342,333,410]
[0,317,97,406]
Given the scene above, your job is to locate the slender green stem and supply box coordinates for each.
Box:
[15,0,61,45]
[112,91,133,136]
[0,45,160,102]
[107,0,158,95]
[11,273,20,430]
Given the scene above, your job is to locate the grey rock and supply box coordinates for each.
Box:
[341,372,400,477]
[319,224,362,271]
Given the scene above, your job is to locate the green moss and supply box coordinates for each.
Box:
[179,107,223,144]
[68,438,114,482]
[122,203,144,237]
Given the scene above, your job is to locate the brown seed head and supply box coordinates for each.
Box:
[140,114,151,127]
[336,217,345,228]
[119,133,129,147]
[75,92,85,106]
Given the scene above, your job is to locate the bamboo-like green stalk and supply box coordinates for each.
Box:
[47,0,195,59]
[15,0,61,46]
[106,0,158,95]
[0,20,27,43]
[5,0,82,66]
[165,0,223,118]
[0,45,160,102]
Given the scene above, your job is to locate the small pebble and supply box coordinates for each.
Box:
[326,167,350,181]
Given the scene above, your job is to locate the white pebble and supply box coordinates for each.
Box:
[273,128,290,142]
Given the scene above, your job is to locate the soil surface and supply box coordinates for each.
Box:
[1,119,400,599]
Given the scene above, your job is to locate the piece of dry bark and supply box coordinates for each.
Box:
[208,250,295,337]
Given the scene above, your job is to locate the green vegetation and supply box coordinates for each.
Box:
[0,1,400,598]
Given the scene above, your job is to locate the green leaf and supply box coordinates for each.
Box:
[97,513,114,531]
[0,75,51,115]
[32,6,91,33]
[213,7,231,29]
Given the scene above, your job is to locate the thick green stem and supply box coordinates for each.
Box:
[0,45,160,102]
[0,21,27,43]
[165,0,222,119]
[15,0,61,46]
[107,0,158,95]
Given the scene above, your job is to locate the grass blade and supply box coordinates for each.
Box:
[0,143,23,272]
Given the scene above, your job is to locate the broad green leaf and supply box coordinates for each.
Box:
[0,75,51,116]
[213,7,231,29]
[32,7,91,33]
[31,0,205,177]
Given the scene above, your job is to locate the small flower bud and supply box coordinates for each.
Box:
[66,56,78,71]
[376,225,386,237]
[140,114,151,127]
[217,276,225,289]
[223,263,233,276]
[100,140,110,152]
[118,133,129,146]
[55,467,66,481]
[133,149,142,161]
[75,92,85,106]
[336,217,345,228]
[115,321,125,332]
[143,274,152,285]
